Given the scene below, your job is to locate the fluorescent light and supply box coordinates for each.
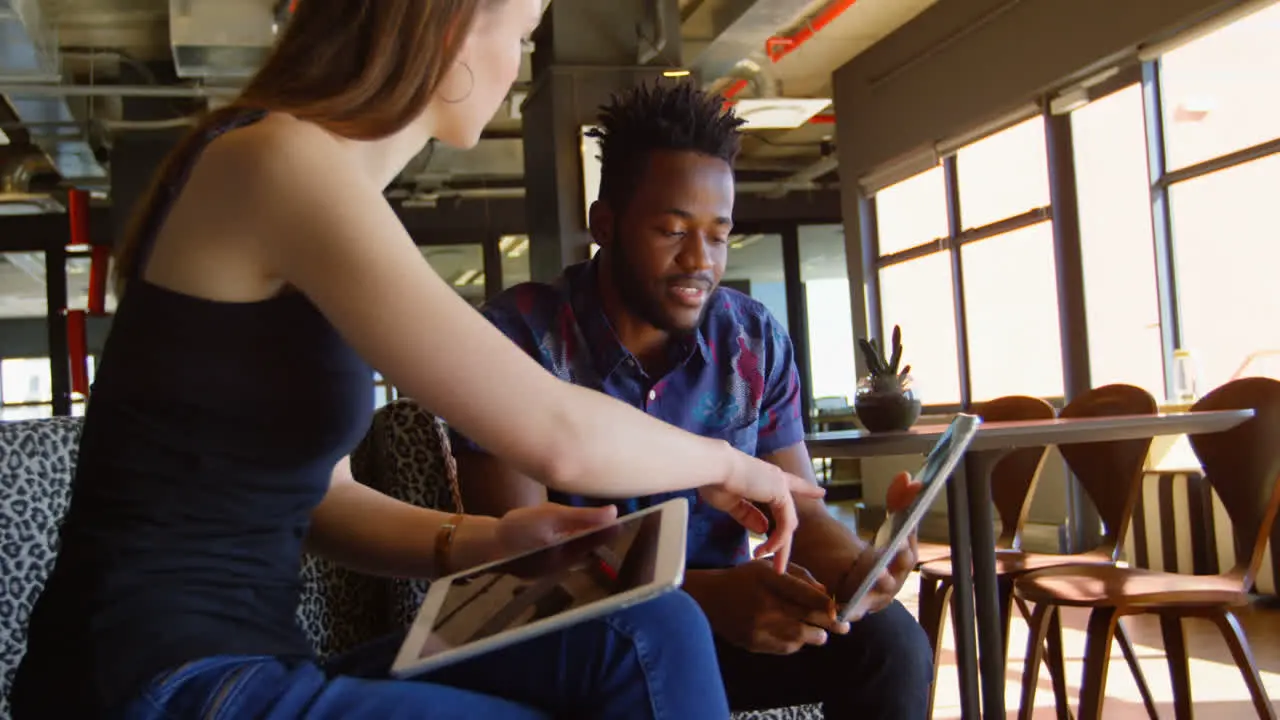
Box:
[453,269,481,286]
[499,234,529,257]
[663,69,690,78]
[732,98,832,130]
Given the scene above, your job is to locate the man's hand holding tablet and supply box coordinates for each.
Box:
[835,414,982,623]
[834,472,924,623]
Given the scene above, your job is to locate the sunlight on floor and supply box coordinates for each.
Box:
[915,573,1280,718]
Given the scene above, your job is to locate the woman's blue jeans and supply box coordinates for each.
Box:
[116,591,729,719]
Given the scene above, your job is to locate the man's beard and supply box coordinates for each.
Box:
[607,227,705,337]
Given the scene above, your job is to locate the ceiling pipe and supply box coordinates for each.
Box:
[0,83,240,98]
[401,176,835,207]
[721,0,860,107]
[636,0,670,65]
[761,155,840,199]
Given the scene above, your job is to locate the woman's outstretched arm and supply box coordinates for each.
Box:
[214,124,820,566]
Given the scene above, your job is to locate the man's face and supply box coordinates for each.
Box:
[603,150,734,334]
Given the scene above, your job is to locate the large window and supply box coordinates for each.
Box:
[866,4,1280,409]
[0,356,94,420]
[879,254,961,404]
[1071,85,1165,397]
[961,222,1063,400]
[800,224,857,404]
[1158,2,1280,170]
[873,163,962,405]
[1168,154,1280,389]
[1157,3,1280,391]
[956,116,1052,229]
[875,166,948,257]
[873,116,1057,407]
[723,233,789,328]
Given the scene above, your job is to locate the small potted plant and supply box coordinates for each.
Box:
[854,325,921,433]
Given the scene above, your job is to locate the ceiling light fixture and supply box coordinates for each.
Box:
[452,269,481,286]
[732,98,833,130]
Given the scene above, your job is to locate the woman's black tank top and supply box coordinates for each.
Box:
[9,110,375,716]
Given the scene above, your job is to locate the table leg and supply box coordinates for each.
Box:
[966,450,1007,719]
[946,462,981,720]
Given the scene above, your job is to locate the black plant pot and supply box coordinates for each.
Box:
[854,391,922,433]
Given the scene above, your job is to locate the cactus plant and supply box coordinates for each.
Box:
[856,325,913,393]
[853,325,921,432]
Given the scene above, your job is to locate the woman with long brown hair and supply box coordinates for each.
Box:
[10,0,823,718]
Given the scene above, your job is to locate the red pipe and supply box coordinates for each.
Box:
[68,188,89,247]
[722,0,858,120]
[766,0,860,63]
[66,310,89,396]
[66,188,101,397]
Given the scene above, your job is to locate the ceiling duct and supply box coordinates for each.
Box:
[684,0,815,85]
[0,0,106,183]
[169,0,275,80]
[0,151,62,215]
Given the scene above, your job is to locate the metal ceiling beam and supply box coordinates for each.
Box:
[0,189,844,253]
[684,0,815,84]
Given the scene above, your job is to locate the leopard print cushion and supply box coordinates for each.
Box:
[0,418,82,719]
[296,553,389,661]
[354,400,823,720]
[346,399,460,629]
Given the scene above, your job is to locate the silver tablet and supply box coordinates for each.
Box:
[838,414,982,622]
[391,498,689,678]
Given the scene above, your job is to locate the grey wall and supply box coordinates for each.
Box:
[832,0,1238,188]
[0,317,113,359]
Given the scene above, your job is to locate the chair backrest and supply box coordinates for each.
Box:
[974,396,1057,548]
[1188,377,1280,589]
[348,398,463,628]
[1058,384,1158,558]
[0,417,82,719]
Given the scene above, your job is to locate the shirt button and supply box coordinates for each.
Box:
[648,389,657,401]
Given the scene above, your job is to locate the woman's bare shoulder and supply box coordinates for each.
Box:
[201,113,351,188]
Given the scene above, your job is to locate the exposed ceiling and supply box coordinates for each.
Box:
[0,0,934,317]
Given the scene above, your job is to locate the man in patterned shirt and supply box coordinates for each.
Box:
[452,82,932,718]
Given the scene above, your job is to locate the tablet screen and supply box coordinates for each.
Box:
[415,510,663,659]
[841,413,981,621]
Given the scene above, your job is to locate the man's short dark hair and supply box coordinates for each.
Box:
[586,81,745,213]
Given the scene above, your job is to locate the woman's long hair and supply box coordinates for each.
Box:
[113,0,496,295]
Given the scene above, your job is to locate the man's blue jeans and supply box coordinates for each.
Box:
[116,591,730,719]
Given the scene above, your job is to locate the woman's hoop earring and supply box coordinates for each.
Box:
[441,61,474,104]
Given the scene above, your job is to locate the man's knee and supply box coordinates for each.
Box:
[841,600,933,691]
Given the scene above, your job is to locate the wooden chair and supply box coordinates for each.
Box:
[917,395,1057,714]
[1015,377,1280,720]
[919,385,1160,719]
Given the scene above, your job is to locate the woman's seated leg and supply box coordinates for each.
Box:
[121,591,730,719]
[419,590,731,719]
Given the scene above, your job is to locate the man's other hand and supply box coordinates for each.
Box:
[687,560,851,655]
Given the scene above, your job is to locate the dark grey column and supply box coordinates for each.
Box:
[109,63,199,243]
[522,0,682,281]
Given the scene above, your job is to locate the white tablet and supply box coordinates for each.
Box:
[839,413,982,622]
[390,497,689,678]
